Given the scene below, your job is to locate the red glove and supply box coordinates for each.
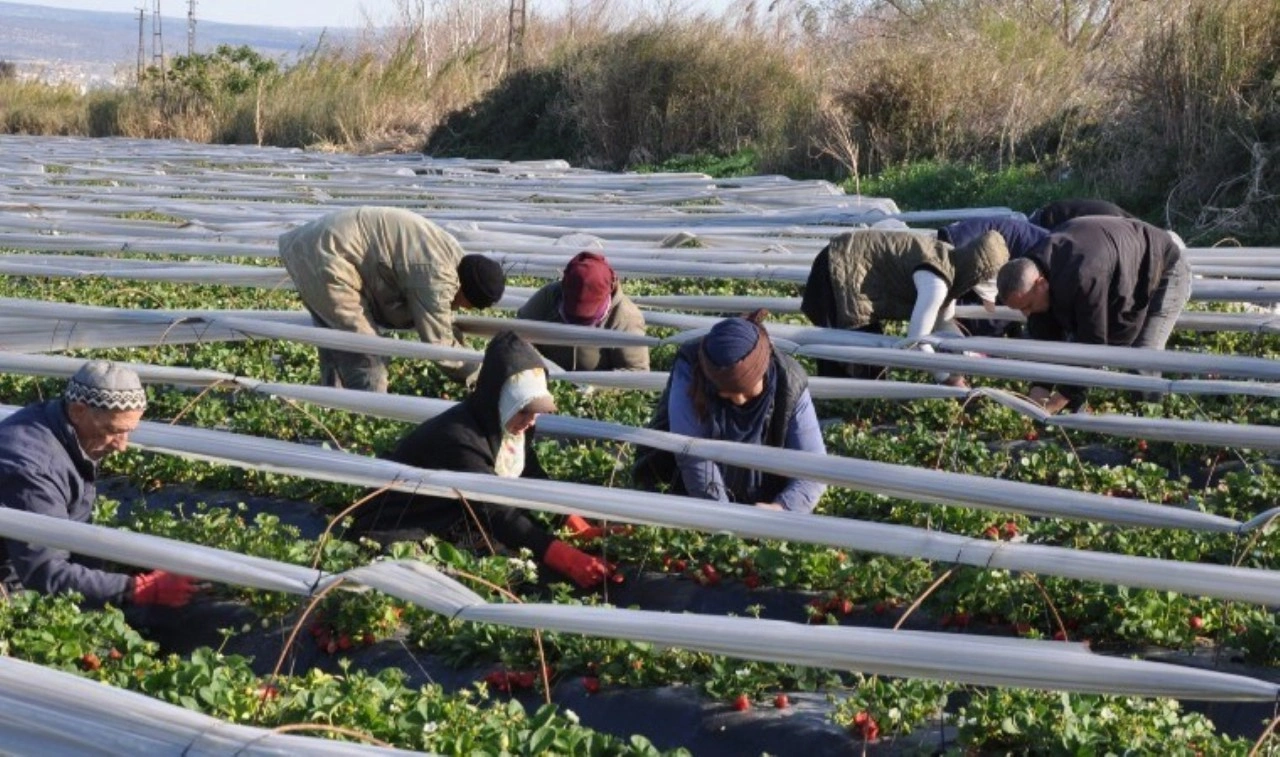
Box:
[543,540,621,588]
[564,514,633,542]
[132,570,200,607]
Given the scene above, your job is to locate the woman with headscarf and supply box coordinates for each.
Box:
[349,331,617,588]
[633,311,826,513]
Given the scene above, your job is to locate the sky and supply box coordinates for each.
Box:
[17,0,733,29]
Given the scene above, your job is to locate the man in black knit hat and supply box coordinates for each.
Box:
[279,207,507,391]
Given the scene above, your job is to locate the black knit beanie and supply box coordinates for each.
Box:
[457,255,506,309]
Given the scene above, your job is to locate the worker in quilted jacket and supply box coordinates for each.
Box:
[801,229,1009,386]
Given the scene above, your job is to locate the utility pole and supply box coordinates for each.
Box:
[187,0,196,56]
[135,6,146,84]
[506,0,526,70]
[151,0,165,79]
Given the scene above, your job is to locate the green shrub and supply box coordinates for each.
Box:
[427,22,821,172]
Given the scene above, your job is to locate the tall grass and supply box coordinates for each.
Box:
[1090,0,1280,236]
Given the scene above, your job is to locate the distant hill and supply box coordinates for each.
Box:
[0,1,357,87]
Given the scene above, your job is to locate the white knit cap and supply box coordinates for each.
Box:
[498,368,556,429]
[65,361,147,411]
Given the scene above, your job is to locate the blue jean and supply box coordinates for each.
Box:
[1134,252,1192,351]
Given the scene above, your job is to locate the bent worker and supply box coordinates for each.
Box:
[632,311,826,513]
[516,251,650,371]
[279,206,507,392]
[937,216,1049,338]
[800,229,1008,384]
[350,331,619,588]
[1028,198,1134,230]
[996,216,1192,413]
[0,362,200,610]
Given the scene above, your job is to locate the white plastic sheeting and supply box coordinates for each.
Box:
[0,658,422,755]
[0,401,1271,604]
[4,295,1280,406]
[0,347,1251,533]
[0,505,1273,702]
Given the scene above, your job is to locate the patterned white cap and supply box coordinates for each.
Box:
[65,361,147,411]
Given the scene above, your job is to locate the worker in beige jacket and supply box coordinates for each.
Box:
[516,251,649,371]
[279,207,506,392]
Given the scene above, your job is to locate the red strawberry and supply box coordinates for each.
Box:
[1024,430,1039,442]
[700,564,721,586]
[1137,439,1149,452]
[671,559,687,573]
[582,676,600,694]
[107,647,122,661]
[774,693,790,709]
[853,711,879,740]
[362,632,376,646]
[1001,521,1019,538]
[513,671,536,688]
[257,683,279,700]
[732,694,751,712]
[872,601,887,615]
[79,652,101,671]
[1053,630,1068,642]
[1014,622,1032,636]
[1189,615,1206,631]
[743,574,761,589]
[337,634,352,651]
[983,526,1000,539]
[839,598,854,616]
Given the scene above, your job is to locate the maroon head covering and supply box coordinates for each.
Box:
[560,251,617,325]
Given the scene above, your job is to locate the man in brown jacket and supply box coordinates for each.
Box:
[516,251,649,371]
[801,229,1008,383]
[279,207,506,392]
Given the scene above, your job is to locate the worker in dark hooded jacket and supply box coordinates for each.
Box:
[1028,198,1134,230]
[801,229,1008,384]
[996,216,1192,413]
[516,251,649,371]
[632,311,826,513]
[349,331,618,588]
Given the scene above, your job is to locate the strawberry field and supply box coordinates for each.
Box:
[0,135,1276,755]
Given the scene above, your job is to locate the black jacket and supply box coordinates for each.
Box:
[1023,217,1182,407]
[351,331,556,558]
[0,400,133,607]
[1024,216,1180,348]
[1029,198,1134,231]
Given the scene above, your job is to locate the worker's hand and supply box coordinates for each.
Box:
[132,570,201,607]
[564,514,633,541]
[543,540,622,588]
